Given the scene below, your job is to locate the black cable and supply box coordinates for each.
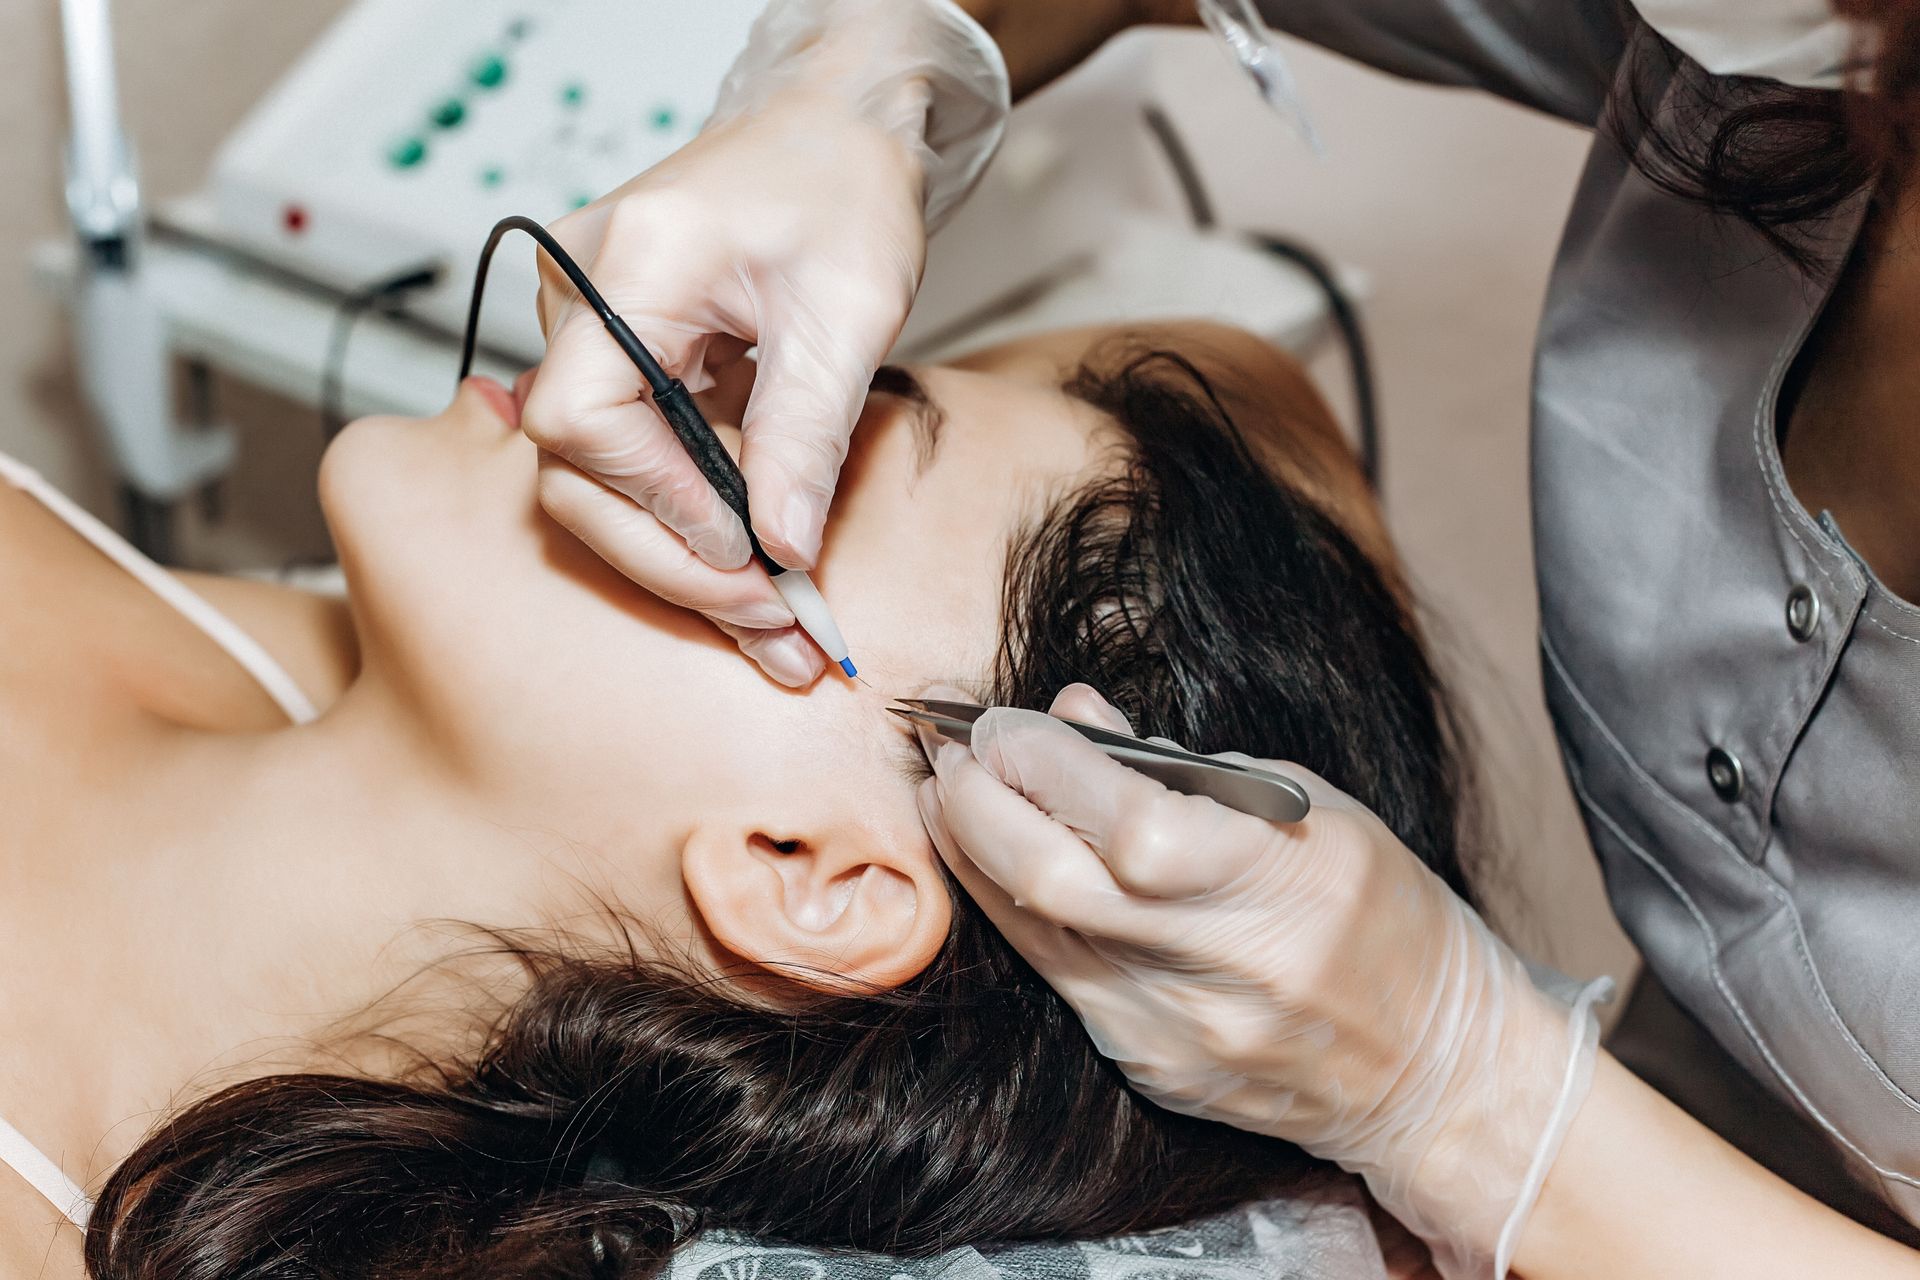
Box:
[459,215,670,391]
[459,216,781,575]
[1142,106,1218,232]
[1248,234,1380,491]
[1140,105,1383,491]
[320,263,444,439]
[150,217,524,369]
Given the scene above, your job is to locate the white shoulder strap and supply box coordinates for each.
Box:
[0,453,319,726]
[0,1113,90,1229]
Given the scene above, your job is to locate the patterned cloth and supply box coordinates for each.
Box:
[668,1184,1389,1280]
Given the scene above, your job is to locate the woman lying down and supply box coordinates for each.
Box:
[0,320,1469,1279]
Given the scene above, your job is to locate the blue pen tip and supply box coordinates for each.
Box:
[839,658,858,679]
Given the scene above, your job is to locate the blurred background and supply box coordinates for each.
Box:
[3,1,1633,990]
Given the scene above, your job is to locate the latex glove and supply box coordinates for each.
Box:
[522,0,1008,687]
[915,684,1610,1280]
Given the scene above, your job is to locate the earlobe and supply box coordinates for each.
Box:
[682,819,952,993]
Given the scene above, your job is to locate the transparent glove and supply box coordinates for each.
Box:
[915,684,1611,1280]
[522,0,1009,687]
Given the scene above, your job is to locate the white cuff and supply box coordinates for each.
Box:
[711,0,1011,231]
[912,0,1012,229]
[1494,971,1616,1278]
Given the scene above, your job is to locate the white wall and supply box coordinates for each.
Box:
[0,7,1636,987]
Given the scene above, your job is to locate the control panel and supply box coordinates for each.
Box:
[205,0,761,358]
[198,4,1247,373]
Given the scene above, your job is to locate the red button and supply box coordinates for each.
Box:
[282,204,310,235]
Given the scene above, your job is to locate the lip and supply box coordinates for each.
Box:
[464,375,522,430]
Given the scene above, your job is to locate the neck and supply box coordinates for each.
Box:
[1779,172,1920,600]
[1,674,553,1192]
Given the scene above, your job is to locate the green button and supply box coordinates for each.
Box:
[388,136,428,169]
[561,82,587,109]
[570,192,593,210]
[650,104,676,131]
[431,97,467,129]
[470,53,508,89]
[480,166,506,189]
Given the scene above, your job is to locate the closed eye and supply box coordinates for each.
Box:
[891,739,935,788]
[871,365,946,477]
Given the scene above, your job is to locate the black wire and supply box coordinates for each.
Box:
[1142,106,1218,231]
[458,215,669,392]
[1248,234,1380,490]
[320,263,444,440]
[1140,105,1382,491]
[458,216,785,576]
[150,217,525,370]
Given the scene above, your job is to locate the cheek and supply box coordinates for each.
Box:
[548,657,844,821]
[321,416,541,565]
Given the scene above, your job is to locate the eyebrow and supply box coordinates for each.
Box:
[889,736,935,789]
[871,365,946,476]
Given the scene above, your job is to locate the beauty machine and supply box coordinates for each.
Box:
[46,0,1363,558]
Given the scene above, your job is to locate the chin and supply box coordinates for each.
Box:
[331,403,537,538]
[321,433,530,676]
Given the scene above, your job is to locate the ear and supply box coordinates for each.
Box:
[681,816,953,993]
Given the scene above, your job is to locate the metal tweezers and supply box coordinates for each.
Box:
[890,698,1312,824]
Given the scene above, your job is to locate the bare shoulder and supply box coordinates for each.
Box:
[0,474,349,731]
[172,569,360,712]
[0,1174,84,1280]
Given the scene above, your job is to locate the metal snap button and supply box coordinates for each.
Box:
[1706,747,1745,803]
[1786,584,1820,643]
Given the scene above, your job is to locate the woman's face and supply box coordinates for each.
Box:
[320,324,1372,991]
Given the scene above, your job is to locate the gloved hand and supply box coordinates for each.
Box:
[914,684,1610,1280]
[521,0,1008,687]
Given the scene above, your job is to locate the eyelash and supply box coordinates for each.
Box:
[892,679,988,790]
[897,755,935,788]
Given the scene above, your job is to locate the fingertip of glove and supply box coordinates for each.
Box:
[764,487,826,569]
[914,776,950,848]
[970,705,1062,782]
[687,517,754,571]
[741,628,824,687]
[1049,683,1134,734]
[909,719,950,768]
[931,739,970,779]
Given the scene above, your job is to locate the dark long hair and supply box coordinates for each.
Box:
[1619,0,1920,258]
[87,346,1468,1279]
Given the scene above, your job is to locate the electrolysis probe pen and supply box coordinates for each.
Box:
[458,216,857,679]
[645,374,856,679]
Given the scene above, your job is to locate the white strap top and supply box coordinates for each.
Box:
[0,451,321,1228]
[0,453,319,726]
[0,1118,90,1231]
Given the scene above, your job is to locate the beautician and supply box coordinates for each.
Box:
[519,1,1920,1275]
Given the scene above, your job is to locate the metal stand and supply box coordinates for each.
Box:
[119,485,174,564]
[59,0,234,553]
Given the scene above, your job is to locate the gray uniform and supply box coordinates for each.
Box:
[1255,0,1920,1234]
